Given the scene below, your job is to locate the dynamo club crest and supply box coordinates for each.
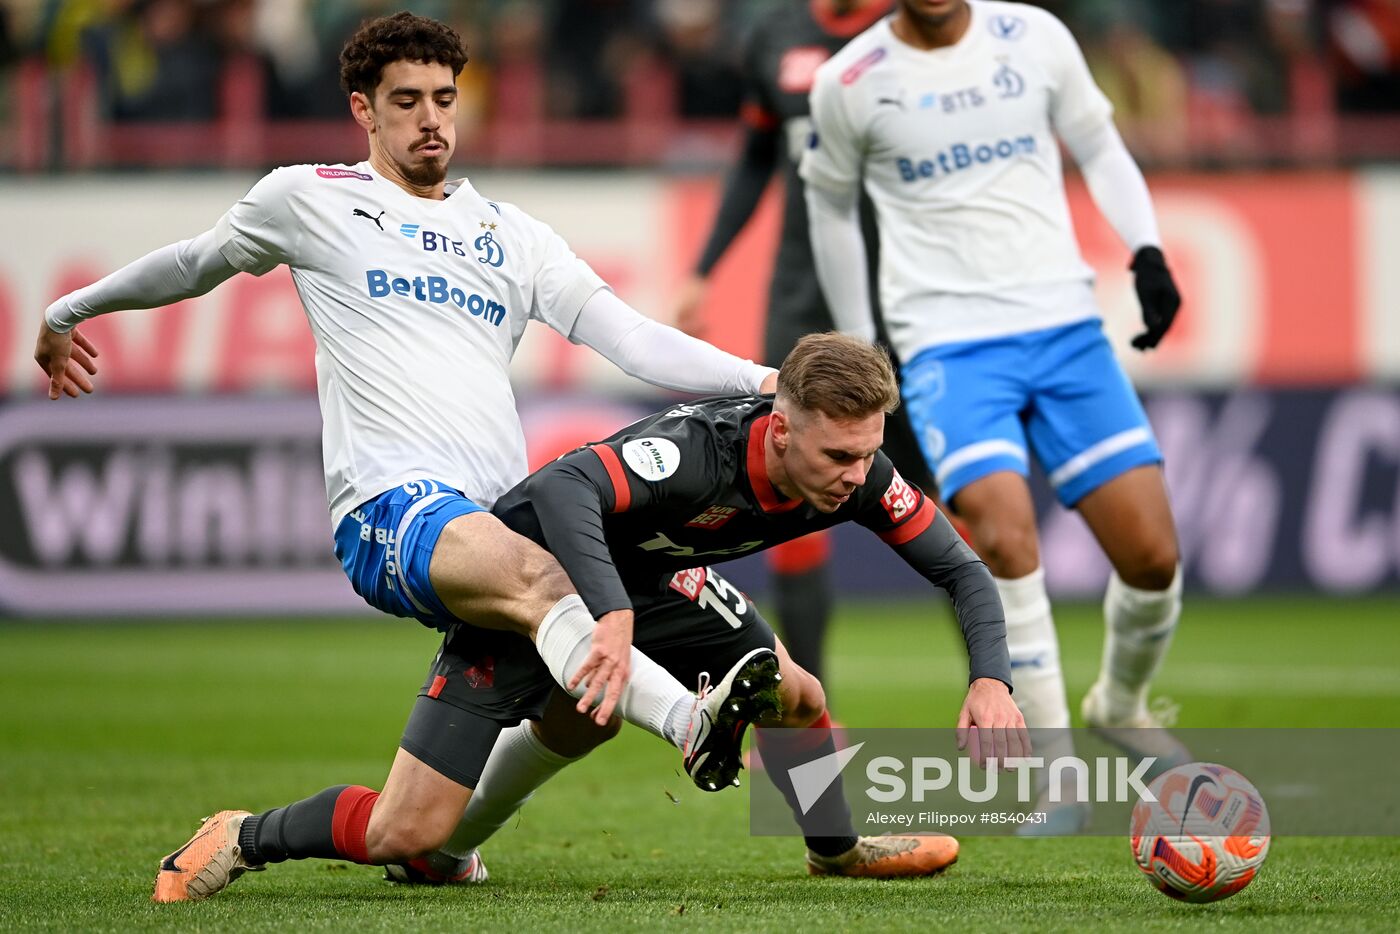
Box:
[474,230,505,267]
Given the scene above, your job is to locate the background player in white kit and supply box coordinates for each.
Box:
[801,0,1187,828]
[32,12,786,900]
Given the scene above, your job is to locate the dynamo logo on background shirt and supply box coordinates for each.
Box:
[365,269,507,326]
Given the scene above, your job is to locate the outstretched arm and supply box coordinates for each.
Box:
[674,19,784,336]
[1063,121,1181,351]
[886,507,1011,690]
[800,59,876,342]
[510,422,722,723]
[696,124,782,275]
[569,288,778,395]
[855,458,1027,759]
[886,508,1029,762]
[1046,7,1180,351]
[805,182,876,342]
[44,229,237,333]
[523,454,637,724]
[1062,121,1160,256]
[526,455,634,622]
[36,229,238,399]
[674,124,781,336]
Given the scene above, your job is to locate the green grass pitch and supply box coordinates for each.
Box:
[3,597,1398,931]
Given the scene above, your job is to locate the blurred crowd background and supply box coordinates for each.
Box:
[0,0,1397,170]
[2,2,1399,606]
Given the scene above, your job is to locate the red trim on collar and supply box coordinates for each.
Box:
[811,0,891,38]
[747,415,804,513]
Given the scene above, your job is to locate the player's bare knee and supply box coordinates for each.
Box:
[1118,540,1180,591]
[975,522,1040,578]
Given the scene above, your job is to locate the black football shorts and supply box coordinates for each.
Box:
[398,567,776,787]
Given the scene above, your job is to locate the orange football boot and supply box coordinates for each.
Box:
[806,835,959,878]
[152,809,261,903]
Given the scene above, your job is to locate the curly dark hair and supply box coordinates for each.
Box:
[339,11,469,98]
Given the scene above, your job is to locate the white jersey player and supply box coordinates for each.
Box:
[216,162,618,525]
[34,12,785,902]
[800,0,1188,829]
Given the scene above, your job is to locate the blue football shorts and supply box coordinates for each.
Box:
[901,318,1162,508]
[334,479,487,631]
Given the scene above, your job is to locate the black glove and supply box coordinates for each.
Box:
[1129,246,1181,351]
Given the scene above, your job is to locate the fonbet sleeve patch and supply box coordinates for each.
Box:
[622,437,681,481]
[880,469,920,522]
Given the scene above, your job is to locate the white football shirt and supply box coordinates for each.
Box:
[801,1,1113,358]
[214,161,607,524]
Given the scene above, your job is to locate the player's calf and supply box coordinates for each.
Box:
[772,642,826,728]
[754,707,865,868]
[363,750,474,863]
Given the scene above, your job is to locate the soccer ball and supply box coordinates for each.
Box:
[1130,762,1270,903]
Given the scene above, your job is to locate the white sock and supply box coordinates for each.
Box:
[999,569,1070,730]
[534,595,691,746]
[442,721,578,858]
[663,696,695,746]
[998,568,1074,792]
[1098,566,1182,718]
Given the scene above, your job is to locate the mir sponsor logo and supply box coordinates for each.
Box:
[365,269,507,326]
[897,135,1036,182]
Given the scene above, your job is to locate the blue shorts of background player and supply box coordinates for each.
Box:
[901,318,1162,508]
[334,479,486,631]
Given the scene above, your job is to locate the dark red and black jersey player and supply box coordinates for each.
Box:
[677,1,941,686]
[397,335,1025,881]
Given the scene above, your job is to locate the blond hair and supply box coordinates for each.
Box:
[775,333,900,420]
